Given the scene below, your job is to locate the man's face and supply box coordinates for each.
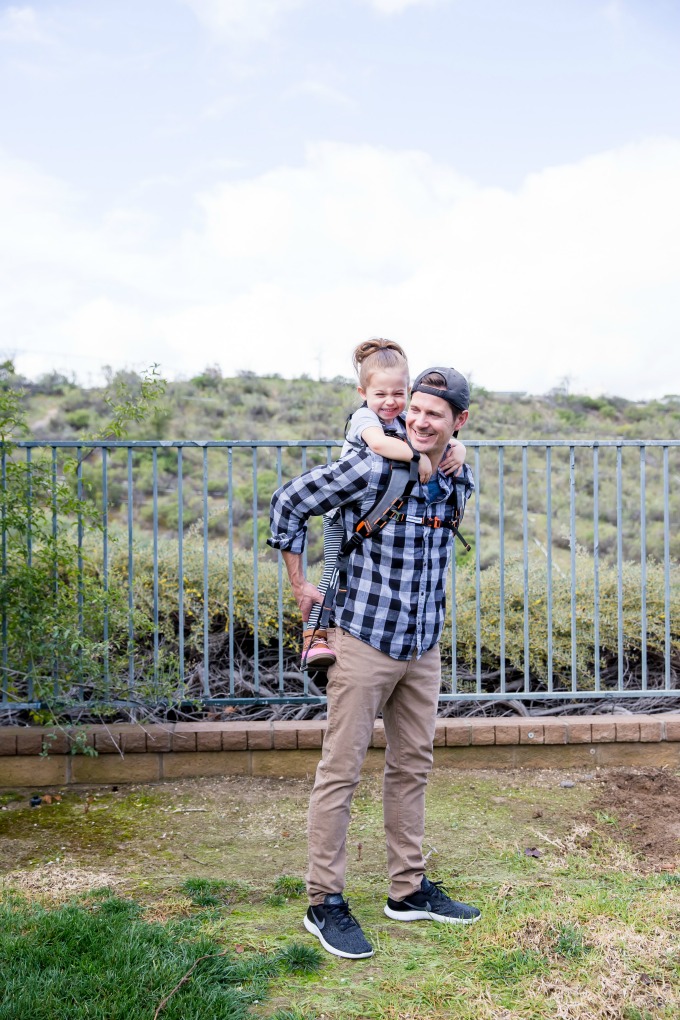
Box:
[406,391,468,465]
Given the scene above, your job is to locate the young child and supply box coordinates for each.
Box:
[302,338,467,669]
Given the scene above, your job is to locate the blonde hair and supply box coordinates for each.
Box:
[352,338,409,390]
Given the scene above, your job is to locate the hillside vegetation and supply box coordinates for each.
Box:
[18,364,680,445]
[2,363,678,712]
[15,364,680,568]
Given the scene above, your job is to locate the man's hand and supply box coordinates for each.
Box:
[281,550,323,623]
[293,580,324,623]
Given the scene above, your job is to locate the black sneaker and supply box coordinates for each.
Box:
[304,894,374,959]
[384,876,481,925]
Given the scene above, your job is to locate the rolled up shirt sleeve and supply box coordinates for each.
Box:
[268,451,378,554]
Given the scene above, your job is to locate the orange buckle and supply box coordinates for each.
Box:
[431,517,442,528]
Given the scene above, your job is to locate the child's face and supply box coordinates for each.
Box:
[358,367,409,423]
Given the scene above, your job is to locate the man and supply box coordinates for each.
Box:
[268,367,481,959]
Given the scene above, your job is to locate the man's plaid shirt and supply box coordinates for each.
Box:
[268,450,475,661]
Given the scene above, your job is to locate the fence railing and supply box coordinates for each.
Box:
[2,439,679,711]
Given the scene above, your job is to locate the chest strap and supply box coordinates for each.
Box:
[385,510,471,551]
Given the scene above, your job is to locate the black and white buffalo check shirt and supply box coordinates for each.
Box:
[268,450,475,661]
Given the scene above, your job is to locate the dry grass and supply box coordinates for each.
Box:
[1,768,679,1020]
[0,863,121,900]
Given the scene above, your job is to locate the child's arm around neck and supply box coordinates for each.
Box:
[352,410,432,484]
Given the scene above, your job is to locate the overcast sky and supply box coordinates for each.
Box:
[2,0,679,398]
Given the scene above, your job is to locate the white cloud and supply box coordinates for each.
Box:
[4,139,680,399]
[283,80,355,109]
[602,0,624,28]
[182,0,307,41]
[0,6,48,43]
[183,0,443,40]
[364,0,442,14]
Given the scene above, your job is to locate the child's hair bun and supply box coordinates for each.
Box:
[352,338,408,379]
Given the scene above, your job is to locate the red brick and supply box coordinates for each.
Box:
[297,725,324,750]
[164,751,249,779]
[191,722,226,754]
[0,755,68,786]
[543,721,568,744]
[567,722,592,744]
[170,726,197,752]
[519,723,544,744]
[120,728,147,753]
[664,717,680,741]
[251,749,321,778]
[469,721,495,745]
[94,729,125,754]
[591,721,616,743]
[246,724,273,750]
[221,726,248,751]
[495,724,520,745]
[145,726,173,753]
[272,725,298,750]
[615,720,640,742]
[196,729,222,752]
[445,722,471,746]
[72,753,160,784]
[0,730,17,755]
[43,729,69,754]
[16,729,45,755]
[433,722,446,747]
[639,719,663,742]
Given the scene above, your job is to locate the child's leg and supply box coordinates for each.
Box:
[306,512,344,630]
[302,513,343,668]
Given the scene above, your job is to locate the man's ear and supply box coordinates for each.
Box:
[454,409,469,430]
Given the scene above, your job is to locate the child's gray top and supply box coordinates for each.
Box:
[342,406,407,457]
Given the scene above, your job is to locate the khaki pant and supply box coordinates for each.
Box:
[307,627,441,904]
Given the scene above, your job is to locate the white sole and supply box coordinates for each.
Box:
[383,905,480,924]
[303,914,374,959]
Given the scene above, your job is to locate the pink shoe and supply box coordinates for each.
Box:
[301,628,336,670]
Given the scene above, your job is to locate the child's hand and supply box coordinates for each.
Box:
[418,452,433,484]
[440,438,466,477]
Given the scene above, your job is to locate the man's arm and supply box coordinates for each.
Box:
[268,450,379,556]
[269,451,382,620]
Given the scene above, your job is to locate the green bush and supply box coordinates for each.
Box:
[450,551,679,688]
[0,366,167,710]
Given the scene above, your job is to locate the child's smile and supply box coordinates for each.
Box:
[358,367,409,424]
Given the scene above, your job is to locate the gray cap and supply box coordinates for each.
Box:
[411,367,470,413]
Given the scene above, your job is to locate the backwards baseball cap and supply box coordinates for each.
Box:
[411,366,470,413]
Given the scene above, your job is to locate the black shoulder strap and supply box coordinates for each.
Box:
[318,457,418,628]
[339,457,418,556]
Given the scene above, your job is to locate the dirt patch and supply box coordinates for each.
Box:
[589,768,680,870]
[1,863,122,900]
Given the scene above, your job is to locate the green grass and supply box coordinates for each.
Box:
[2,769,679,1019]
[180,877,251,907]
[273,875,306,898]
[0,891,321,1020]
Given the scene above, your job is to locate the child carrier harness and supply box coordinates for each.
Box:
[317,457,471,631]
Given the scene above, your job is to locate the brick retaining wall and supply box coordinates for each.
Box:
[1,714,680,787]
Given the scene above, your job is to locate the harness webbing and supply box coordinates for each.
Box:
[318,457,419,629]
[384,510,471,551]
[317,458,470,630]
